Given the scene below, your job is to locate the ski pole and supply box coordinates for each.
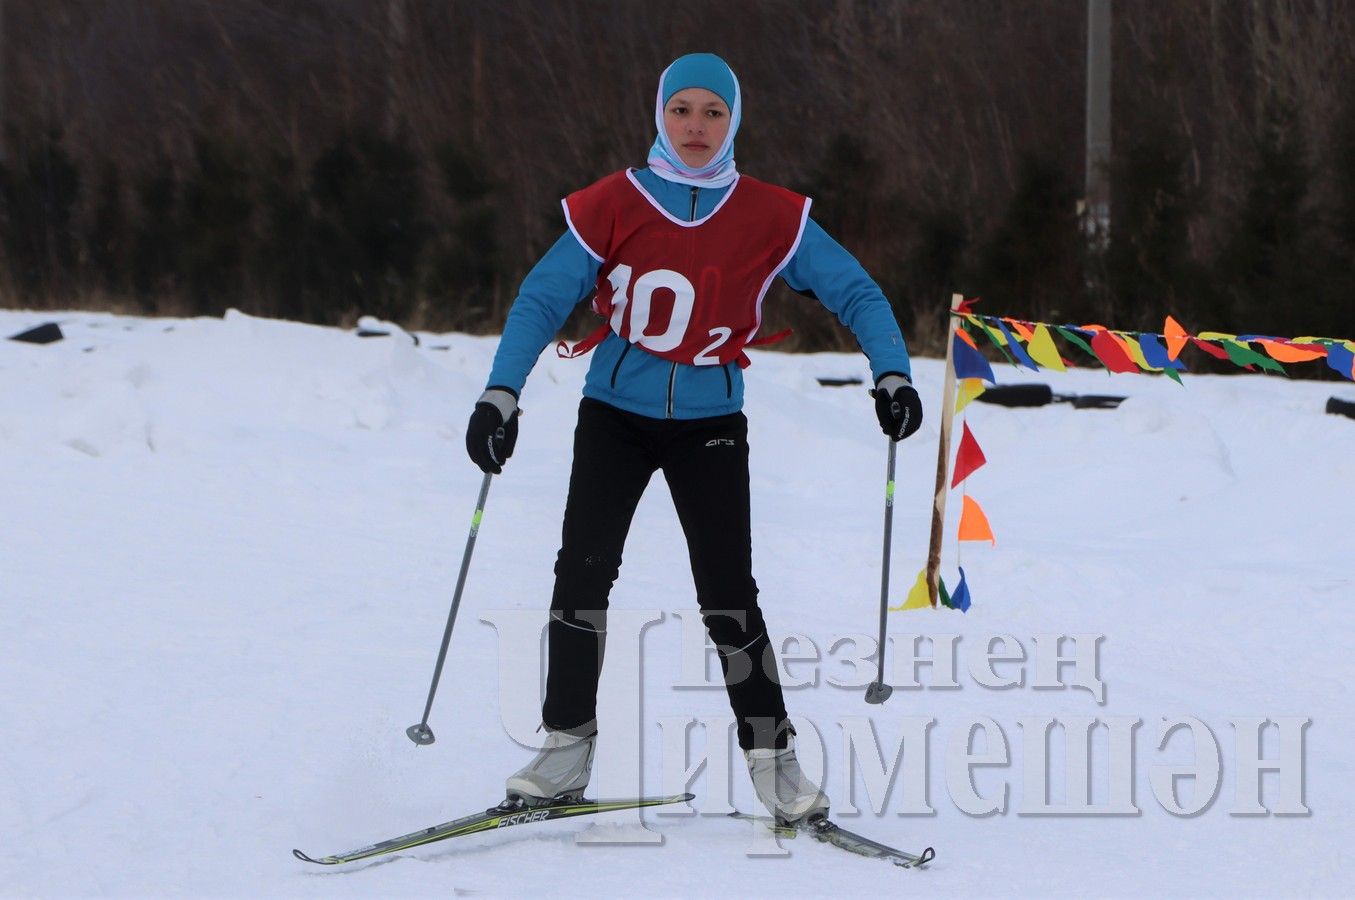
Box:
[407,469,495,745]
[864,430,898,705]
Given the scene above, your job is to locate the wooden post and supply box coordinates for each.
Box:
[925,293,965,607]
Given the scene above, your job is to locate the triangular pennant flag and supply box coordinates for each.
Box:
[955,378,987,413]
[1055,325,1098,361]
[951,422,988,488]
[957,495,996,544]
[890,568,932,611]
[938,575,953,610]
[968,314,1006,344]
[1220,339,1285,374]
[970,316,1018,366]
[1138,333,1186,371]
[1189,336,1230,360]
[1089,330,1140,373]
[1007,318,1038,342]
[951,566,972,612]
[956,324,979,349]
[1164,316,1188,361]
[1258,339,1326,363]
[1116,332,1157,371]
[1326,342,1355,380]
[995,318,1040,371]
[953,331,997,382]
[1025,324,1067,372]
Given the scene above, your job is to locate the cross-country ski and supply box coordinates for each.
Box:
[293,795,694,866]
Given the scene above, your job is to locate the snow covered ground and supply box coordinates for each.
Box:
[1,308,1352,897]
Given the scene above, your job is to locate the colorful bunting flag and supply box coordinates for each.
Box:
[967,314,1006,344]
[1258,339,1325,363]
[1327,342,1355,380]
[1137,333,1185,371]
[995,318,1040,371]
[953,331,997,382]
[968,315,1019,366]
[1189,336,1230,360]
[1026,324,1067,372]
[951,313,1350,380]
[951,566,972,612]
[1055,325,1098,361]
[890,568,932,611]
[936,308,1355,621]
[955,378,987,413]
[1090,330,1140,373]
[957,495,995,544]
[951,422,988,488]
[1117,332,1156,372]
[1164,316,1188,361]
[1007,319,1038,342]
[1219,339,1285,374]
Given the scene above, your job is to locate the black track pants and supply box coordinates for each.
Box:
[543,397,791,750]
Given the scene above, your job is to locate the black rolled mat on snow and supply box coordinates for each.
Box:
[8,322,64,345]
[976,383,1127,410]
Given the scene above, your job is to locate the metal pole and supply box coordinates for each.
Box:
[865,438,899,704]
[406,471,494,745]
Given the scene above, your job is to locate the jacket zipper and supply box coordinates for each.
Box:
[666,363,677,418]
[610,342,631,389]
[666,187,701,419]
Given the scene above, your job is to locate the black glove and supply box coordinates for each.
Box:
[873,373,923,441]
[465,388,520,474]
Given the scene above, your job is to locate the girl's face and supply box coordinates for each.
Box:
[663,88,731,169]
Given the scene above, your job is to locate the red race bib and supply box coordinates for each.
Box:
[559,170,810,367]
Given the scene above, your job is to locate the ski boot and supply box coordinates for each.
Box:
[745,737,830,825]
[504,728,597,807]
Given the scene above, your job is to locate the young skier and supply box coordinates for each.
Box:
[466,53,923,825]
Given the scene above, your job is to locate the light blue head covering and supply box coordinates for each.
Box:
[647,53,741,188]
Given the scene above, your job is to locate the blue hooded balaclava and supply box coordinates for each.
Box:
[647,53,742,188]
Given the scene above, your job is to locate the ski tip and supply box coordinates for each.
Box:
[292,848,336,865]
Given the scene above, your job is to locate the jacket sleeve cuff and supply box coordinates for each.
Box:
[874,371,912,387]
